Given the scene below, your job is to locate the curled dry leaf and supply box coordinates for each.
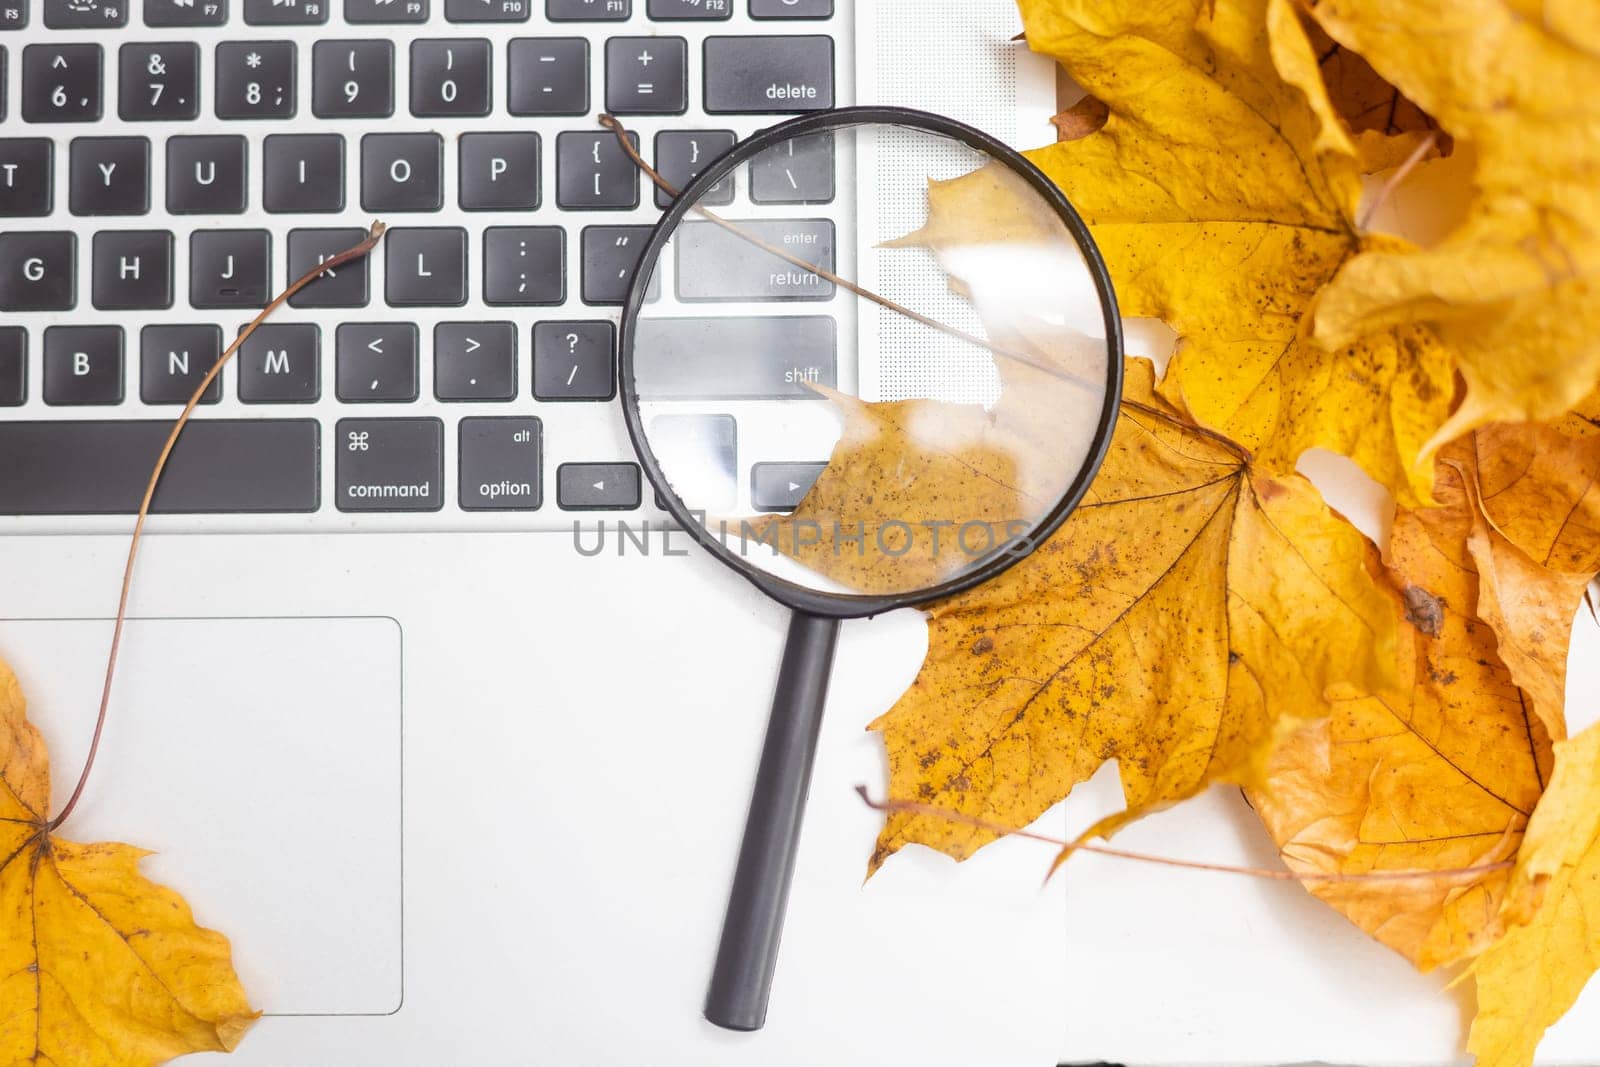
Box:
[1308,0,1600,444]
[1018,0,1455,504]
[0,657,256,1065]
[1455,422,1600,739]
[1249,457,1554,970]
[1301,13,1447,172]
[1466,721,1600,1067]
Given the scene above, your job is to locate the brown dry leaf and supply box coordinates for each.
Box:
[846,359,1399,869]
[1301,13,1446,172]
[1049,95,1109,142]
[1017,0,1455,504]
[1457,423,1600,739]
[1308,0,1600,444]
[1249,455,1554,970]
[0,656,257,1065]
[1465,721,1600,1067]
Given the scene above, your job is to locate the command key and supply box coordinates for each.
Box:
[336,418,444,512]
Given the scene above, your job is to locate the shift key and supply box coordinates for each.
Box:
[336,418,444,513]
[677,219,834,301]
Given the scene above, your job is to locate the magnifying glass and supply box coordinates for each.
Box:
[616,106,1123,1032]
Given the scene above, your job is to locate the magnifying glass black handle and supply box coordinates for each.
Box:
[705,610,841,1032]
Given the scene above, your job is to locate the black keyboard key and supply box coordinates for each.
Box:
[22,44,102,123]
[750,131,834,203]
[145,0,228,26]
[244,0,326,23]
[336,322,419,402]
[676,218,834,300]
[216,41,296,119]
[140,324,223,405]
[190,229,271,308]
[0,328,26,407]
[460,417,541,510]
[533,320,614,400]
[43,0,124,27]
[434,322,516,401]
[69,137,148,216]
[167,135,246,214]
[631,315,835,399]
[336,417,444,512]
[410,38,490,117]
[385,227,467,306]
[0,420,320,515]
[607,36,687,114]
[287,227,368,308]
[264,133,345,213]
[750,0,829,15]
[547,0,626,19]
[345,0,427,22]
[751,462,826,511]
[703,35,832,112]
[650,0,728,17]
[507,37,587,116]
[92,230,173,310]
[361,132,442,212]
[239,323,320,402]
[653,130,734,207]
[312,39,393,119]
[0,48,6,120]
[446,0,527,21]
[483,226,564,306]
[0,1,25,28]
[581,224,654,305]
[0,139,53,216]
[119,42,199,121]
[460,132,540,211]
[43,325,122,406]
[557,463,639,510]
[0,231,74,311]
[555,131,639,210]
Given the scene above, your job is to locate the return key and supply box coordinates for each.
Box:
[676,219,835,302]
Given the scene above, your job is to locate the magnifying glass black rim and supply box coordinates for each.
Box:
[617,104,1124,621]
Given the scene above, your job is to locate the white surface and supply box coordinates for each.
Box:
[0,617,404,1017]
[0,534,1071,1066]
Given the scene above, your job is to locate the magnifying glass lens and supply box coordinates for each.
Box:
[628,121,1115,599]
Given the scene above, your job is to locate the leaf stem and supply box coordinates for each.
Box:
[597,114,1103,395]
[857,786,1514,885]
[1358,131,1439,232]
[45,223,390,835]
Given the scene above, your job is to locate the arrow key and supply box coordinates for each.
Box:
[434,320,516,401]
[751,462,826,513]
[558,463,640,511]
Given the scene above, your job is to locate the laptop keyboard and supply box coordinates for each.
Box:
[0,0,846,527]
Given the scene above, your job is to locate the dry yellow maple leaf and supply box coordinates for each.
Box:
[1018,0,1455,504]
[1249,452,1554,970]
[0,656,256,1065]
[1308,0,1600,444]
[1465,720,1600,1067]
[854,359,1399,868]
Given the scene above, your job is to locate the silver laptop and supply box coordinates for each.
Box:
[0,2,1079,1064]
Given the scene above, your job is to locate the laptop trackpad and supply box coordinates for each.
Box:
[0,616,402,1016]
